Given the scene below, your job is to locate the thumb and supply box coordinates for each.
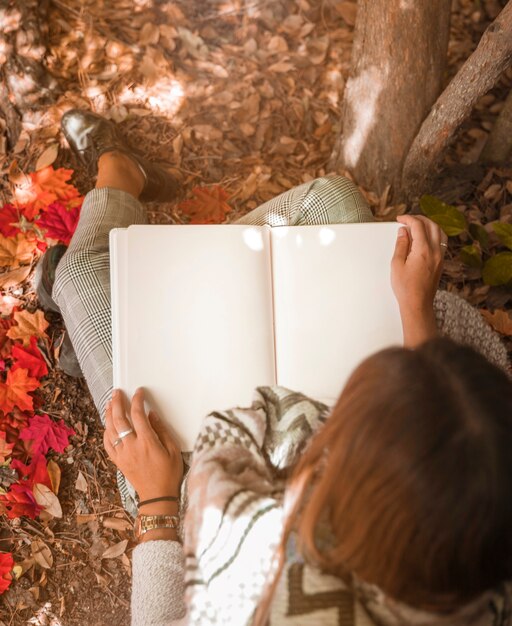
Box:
[148,411,181,455]
[392,227,410,265]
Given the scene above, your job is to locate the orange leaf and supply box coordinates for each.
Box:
[6,310,49,346]
[0,233,37,268]
[14,166,81,220]
[0,368,40,413]
[178,186,232,224]
[481,309,512,336]
[0,432,14,463]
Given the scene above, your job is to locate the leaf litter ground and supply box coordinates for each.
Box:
[0,0,511,624]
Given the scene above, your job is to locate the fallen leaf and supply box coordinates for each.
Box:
[31,538,53,569]
[103,517,133,532]
[0,233,37,268]
[0,265,31,289]
[33,483,62,518]
[0,552,14,594]
[334,1,357,26]
[0,432,14,463]
[0,483,42,519]
[35,144,59,171]
[101,539,128,560]
[75,470,88,492]
[47,460,61,494]
[12,454,52,489]
[76,513,96,525]
[178,186,232,224]
[19,414,75,456]
[11,336,49,378]
[0,368,40,413]
[0,205,21,237]
[480,309,512,336]
[7,310,49,346]
[37,202,81,245]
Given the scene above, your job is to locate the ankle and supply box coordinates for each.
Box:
[96,151,146,198]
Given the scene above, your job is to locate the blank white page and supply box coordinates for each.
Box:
[111,225,275,451]
[271,223,403,407]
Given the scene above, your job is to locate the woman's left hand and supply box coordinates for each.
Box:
[103,388,183,501]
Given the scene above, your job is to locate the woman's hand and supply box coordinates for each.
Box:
[391,215,447,347]
[103,388,183,502]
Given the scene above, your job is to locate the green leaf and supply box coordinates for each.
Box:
[482,252,512,286]
[460,244,482,268]
[468,222,489,250]
[492,222,512,251]
[419,195,467,236]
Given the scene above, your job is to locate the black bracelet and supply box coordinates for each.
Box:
[138,496,179,507]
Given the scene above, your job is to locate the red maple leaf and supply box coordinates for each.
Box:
[0,205,21,237]
[11,336,48,378]
[0,407,30,432]
[11,453,51,489]
[178,186,232,224]
[19,414,74,456]
[0,483,42,519]
[0,552,14,594]
[14,166,82,220]
[36,201,81,245]
[0,319,14,360]
[0,368,39,413]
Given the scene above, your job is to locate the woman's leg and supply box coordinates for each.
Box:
[235,175,374,226]
[52,152,146,515]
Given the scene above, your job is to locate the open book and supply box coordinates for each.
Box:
[110,223,403,450]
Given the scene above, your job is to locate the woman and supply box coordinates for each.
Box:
[43,110,511,625]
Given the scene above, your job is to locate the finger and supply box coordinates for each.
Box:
[396,215,428,252]
[148,410,181,455]
[414,215,443,247]
[104,400,117,441]
[391,227,410,265]
[103,428,118,463]
[111,389,135,437]
[130,388,157,440]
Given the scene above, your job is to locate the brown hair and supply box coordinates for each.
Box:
[254,338,512,623]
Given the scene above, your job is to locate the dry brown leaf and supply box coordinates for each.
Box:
[481,309,512,336]
[102,539,128,560]
[334,1,357,26]
[76,513,97,525]
[34,483,63,518]
[139,23,160,46]
[268,61,295,73]
[0,265,31,289]
[75,470,88,492]
[31,538,53,569]
[103,517,133,532]
[6,309,49,346]
[35,144,59,171]
[0,233,37,268]
[47,460,61,495]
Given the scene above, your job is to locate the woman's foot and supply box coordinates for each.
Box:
[61,109,180,202]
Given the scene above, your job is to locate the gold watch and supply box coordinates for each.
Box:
[134,514,180,540]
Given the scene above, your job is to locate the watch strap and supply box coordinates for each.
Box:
[134,514,180,540]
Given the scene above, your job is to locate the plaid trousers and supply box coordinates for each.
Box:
[52,176,373,514]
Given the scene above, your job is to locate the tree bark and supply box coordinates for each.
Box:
[480,88,512,163]
[330,0,451,198]
[0,0,56,151]
[402,0,512,198]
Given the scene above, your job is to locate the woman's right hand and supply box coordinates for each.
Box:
[391,215,447,347]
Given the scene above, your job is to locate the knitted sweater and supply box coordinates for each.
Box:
[131,291,510,626]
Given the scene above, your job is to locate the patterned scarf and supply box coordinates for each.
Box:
[183,386,512,626]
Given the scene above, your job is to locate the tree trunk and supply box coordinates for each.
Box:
[402,0,512,198]
[330,0,451,199]
[479,88,512,163]
[0,0,56,151]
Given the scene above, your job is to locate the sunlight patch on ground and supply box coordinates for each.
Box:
[342,65,388,168]
[117,78,186,117]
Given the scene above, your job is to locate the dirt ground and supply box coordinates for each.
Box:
[0,0,511,624]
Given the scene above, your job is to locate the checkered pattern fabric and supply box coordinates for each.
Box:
[52,176,372,515]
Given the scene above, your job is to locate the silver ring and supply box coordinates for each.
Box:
[440,242,448,249]
[112,428,134,447]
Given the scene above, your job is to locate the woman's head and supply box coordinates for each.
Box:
[290,338,512,611]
